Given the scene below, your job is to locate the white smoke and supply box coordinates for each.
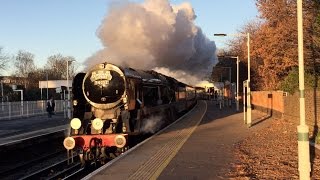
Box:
[153,67,200,85]
[85,0,217,85]
[140,115,164,134]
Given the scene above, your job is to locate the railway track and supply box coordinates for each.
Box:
[1,111,187,179]
[20,155,83,180]
[0,130,67,180]
[0,150,65,178]
[2,133,172,179]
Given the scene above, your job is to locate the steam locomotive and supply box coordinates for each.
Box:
[63,62,198,164]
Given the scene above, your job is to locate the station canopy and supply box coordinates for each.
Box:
[39,80,72,89]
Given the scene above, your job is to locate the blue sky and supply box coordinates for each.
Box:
[0,0,258,74]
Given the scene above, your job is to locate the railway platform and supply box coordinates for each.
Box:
[84,100,274,179]
[0,113,68,146]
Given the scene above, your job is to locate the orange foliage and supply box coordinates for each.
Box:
[226,0,319,90]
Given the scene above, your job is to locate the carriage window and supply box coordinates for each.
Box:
[178,87,186,100]
[186,86,195,100]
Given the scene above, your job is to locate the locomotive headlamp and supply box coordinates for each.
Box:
[73,100,78,106]
[114,135,126,148]
[70,118,81,130]
[123,97,128,103]
[122,126,127,133]
[63,137,75,150]
[92,118,104,130]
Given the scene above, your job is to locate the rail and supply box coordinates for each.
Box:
[0,100,69,120]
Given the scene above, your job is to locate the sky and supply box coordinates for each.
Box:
[0,0,258,75]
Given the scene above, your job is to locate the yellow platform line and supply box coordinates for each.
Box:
[128,101,207,180]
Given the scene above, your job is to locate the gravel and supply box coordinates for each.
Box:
[226,118,320,179]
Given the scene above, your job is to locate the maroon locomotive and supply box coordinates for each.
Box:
[63,62,197,164]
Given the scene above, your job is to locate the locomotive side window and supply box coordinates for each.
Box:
[127,80,136,110]
[160,86,170,104]
[143,86,158,107]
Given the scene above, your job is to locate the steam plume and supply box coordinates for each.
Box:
[85,0,217,85]
[140,115,163,134]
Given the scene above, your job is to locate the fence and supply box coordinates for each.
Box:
[0,100,69,120]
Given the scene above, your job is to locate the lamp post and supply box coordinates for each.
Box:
[214,33,251,125]
[246,33,251,127]
[12,85,23,115]
[236,56,239,112]
[1,80,3,111]
[66,60,75,119]
[46,73,49,100]
[297,0,310,179]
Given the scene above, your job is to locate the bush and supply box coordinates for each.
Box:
[279,67,319,94]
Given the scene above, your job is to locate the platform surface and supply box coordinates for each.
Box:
[85,100,273,179]
[0,113,68,146]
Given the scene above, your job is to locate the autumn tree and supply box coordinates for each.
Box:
[253,0,301,89]
[223,20,262,90]
[308,0,320,76]
[255,0,320,90]
[225,0,320,90]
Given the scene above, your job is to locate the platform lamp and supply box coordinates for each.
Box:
[1,80,3,111]
[12,85,23,115]
[214,33,251,127]
[297,0,310,179]
[46,73,48,100]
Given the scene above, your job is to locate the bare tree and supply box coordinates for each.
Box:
[14,50,36,77]
[45,54,77,80]
[0,47,10,74]
[13,50,36,88]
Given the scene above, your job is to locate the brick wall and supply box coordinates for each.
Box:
[251,91,285,118]
[251,90,320,132]
[283,90,320,130]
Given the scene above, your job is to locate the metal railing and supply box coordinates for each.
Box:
[0,100,69,120]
